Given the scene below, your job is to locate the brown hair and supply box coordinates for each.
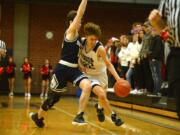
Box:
[84,22,102,38]
[66,10,77,26]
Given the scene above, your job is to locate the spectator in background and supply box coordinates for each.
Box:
[118,35,129,79]
[130,22,143,35]
[105,37,119,87]
[0,37,9,92]
[6,56,16,97]
[40,59,53,99]
[20,57,34,98]
[126,33,142,90]
[0,40,6,60]
[149,28,164,95]
[138,21,154,94]
[0,39,7,76]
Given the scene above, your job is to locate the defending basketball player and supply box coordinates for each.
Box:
[30,0,92,127]
[78,22,124,126]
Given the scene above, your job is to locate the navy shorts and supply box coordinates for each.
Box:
[50,64,88,92]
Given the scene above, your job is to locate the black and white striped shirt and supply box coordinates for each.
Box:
[159,0,180,47]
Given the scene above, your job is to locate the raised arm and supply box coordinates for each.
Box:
[66,0,88,40]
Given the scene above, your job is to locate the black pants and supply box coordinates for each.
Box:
[134,58,154,92]
[167,47,180,116]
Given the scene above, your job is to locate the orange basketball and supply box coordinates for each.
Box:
[114,79,131,97]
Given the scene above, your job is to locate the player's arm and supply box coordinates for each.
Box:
[148,9,167,33]
[98,46,121,81]
[66,0,88,41]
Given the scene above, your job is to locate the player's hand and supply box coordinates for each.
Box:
[149,9,161,22]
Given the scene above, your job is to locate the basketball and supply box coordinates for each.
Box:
[114,79,131,97]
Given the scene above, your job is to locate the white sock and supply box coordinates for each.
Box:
[98,104,102,109]
[111,111,116,115]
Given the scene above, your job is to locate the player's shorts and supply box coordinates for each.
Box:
[85,71,108,90]
[50,63,88,92]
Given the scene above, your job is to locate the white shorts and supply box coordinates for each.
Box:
[85,71,108,89]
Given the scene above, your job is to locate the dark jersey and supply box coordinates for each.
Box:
[60,34,82,64]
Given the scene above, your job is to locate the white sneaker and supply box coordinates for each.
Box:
[45,93,48,99]
[130,89,138,94]
[28,93,31,97]
[40,93,44,99]
[136,90,144,95]
[25,93,28,97]
[9,92,14,97]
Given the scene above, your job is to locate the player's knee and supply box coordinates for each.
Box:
[98,91,106,101]
[80,79,92,93]
[52,93,61,103]
[41,99,51,111]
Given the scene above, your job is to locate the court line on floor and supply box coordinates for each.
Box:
[29,128,38,135]
[111,106,180,132]
[54,106,118,135]
[90,99,180,131]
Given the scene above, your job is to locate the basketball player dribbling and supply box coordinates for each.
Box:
[79,22,124,126]
[30,0,92,127]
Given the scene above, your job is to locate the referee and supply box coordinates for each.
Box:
[149,0,180,119]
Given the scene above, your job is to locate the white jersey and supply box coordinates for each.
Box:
[78,38,106,75]
[118,46,130,67]
[78,38,108,88]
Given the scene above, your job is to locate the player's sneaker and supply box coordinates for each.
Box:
[95,103,105,122]
[30,112,45,128]
[45,93,48,99]
[111,113,124,126]
[40,93,44,99]
[72,112,87,126]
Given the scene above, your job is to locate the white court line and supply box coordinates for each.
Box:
[29,128,38,135]
[54,106,118,135]
[105,116,137,132]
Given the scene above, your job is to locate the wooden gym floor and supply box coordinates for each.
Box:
[0,96,180,135]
